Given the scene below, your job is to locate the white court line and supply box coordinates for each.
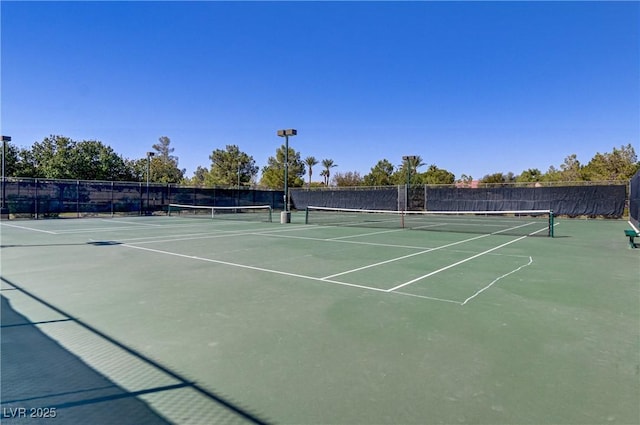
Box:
[255,232,435,250]
[328,227,406,240]
[628,220,639,233]
[391,291,461,304]
[460,256,533,306]
[121,243,390,294]
[248,232,536,259]
[127,224,311,245]
[386,226,548,292]
[321,221,540,280]
[321,233,493,280]
[53,219,264,234]
[99,219,163,227]
[0,223,57,234]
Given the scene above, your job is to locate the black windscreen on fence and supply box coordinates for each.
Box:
[291,184,627,218]
[291,187,399,210]
[630,170,640,227]
[1,178,284,218]
[425,185,627,217]
[0,178,628,219]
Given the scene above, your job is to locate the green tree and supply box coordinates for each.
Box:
[422,164,455,185]
[559,153,583,181]
[321,158,337,186]
[516,168,542,183]
[259,145,305,189]
[150,136,185,183]
[30,135,74,178]
[2,142,22,177]
[208,145,258,187]
[70,140,136,181]
[541,165,563,182]
[27,135,136,180]
[393,156,426,185]
[456,174,474,187]
[184,166,210,186]
[304,156,319,187]
[480,172,507,184]
[332,171,363,187]
[363,159,395,186]
[582,144,639,181]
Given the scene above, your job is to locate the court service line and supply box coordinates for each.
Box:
[121,243,390,294]
[322,221,543,281]
[54,221,241,234]
[254,232,435,250]
[250,232,536,259]
[0,223,58,234]
[99,219,164,227]
[460,256,533,306]
[328,227,406,240]
[125,224,312,244]
[321,233,493,280]
[386,227,547,293]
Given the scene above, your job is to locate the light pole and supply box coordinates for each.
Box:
[277,129,297,223]
[1,136,11,219]
[402,155,417,212]
[146,151,155,215]
[403,155,417,186]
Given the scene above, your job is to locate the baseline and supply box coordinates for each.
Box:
[0,223,58,234]
[121,243,389,294]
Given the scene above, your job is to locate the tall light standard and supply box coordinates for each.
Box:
[402,155,417,187]
[146,151,155,215]
[277,129,297,223]
[1,136,11,219]
[402,155,417,212]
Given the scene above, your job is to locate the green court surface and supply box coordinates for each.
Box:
[1,214,638,424]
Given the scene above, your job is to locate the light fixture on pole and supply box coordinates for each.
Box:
[277,129,297,223]
[1,136,11,219]
[146,152,155,215]
[402,155,417,187]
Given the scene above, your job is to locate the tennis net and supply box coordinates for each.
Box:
[168,204,273,222]
[305,206,554,237]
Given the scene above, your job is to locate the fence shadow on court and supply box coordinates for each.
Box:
[1,241,123,249]
[1,294,174,425]
[0,277,270,425]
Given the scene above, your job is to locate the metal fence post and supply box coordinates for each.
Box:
[76,180,80,218]
[35,178,39,219]
[111,181,114,217]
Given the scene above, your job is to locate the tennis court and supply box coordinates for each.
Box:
[1,212,638,424]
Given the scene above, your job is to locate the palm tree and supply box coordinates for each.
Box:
[304,156,318,187]
[321,158,337,186]
[402,155,425,185]
[406,155,425,171]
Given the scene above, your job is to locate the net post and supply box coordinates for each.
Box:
[549,210,554,237]
[305,207,309,224]
[268,206,273,223]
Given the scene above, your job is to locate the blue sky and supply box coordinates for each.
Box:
[1,1,638,182]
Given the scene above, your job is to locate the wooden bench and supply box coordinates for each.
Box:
[624,229,639,248]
